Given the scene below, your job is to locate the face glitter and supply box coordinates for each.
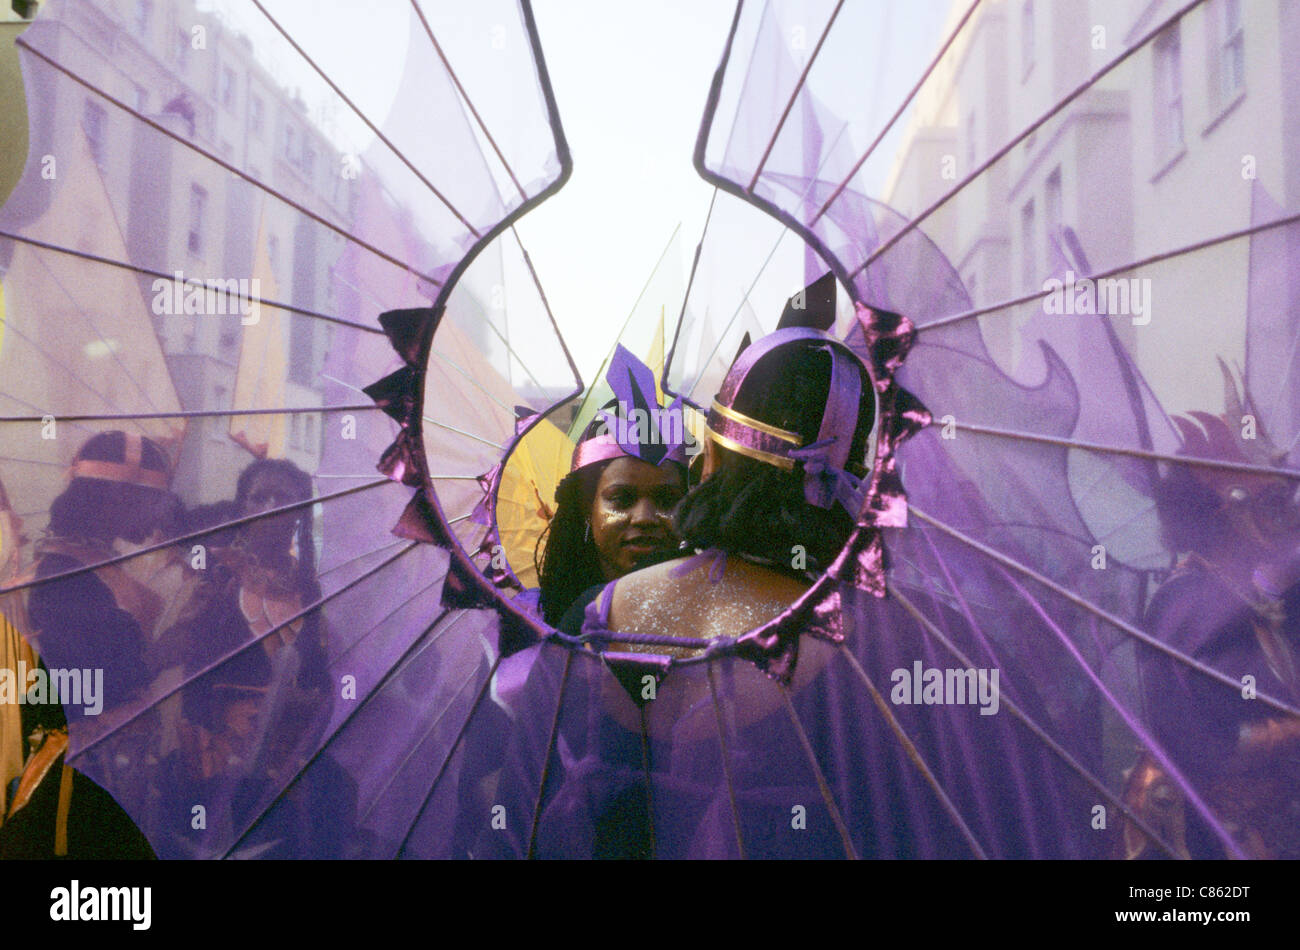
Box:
[589,457,686,580]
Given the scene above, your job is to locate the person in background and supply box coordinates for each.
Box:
[0,430,175,858]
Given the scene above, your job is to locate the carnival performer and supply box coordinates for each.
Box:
[0,430,174,858]
[1120,399,1300,859]
[534,345,690,629]
[453,348,690,858]
[517,287,875,859]
[161,456,352,857]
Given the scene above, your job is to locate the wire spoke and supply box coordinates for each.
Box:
[409,0,527,202]
[942,419,1300,480]
[746,0,845,191]
[0,231,385,335]
[993,565,1246,858]
[250,0,480,237]
[0,312,144,422]
[221,598,460,858]
[834,641,989,858]
[14,41,446,290]
[422,416,506,450]
[394,653,504,857]
[889,585,1185,859]
[916,211,1300,332]
[683,119,853,403]
[526,648,574,859]
[0,404,379,424]
[0,479,393,597]
[637,703,657,859]
[351,609,483,827]
[907,505,1300,719]
[705,661,747,859]
[29,247,167,417]
[71,537,418,759]
[810,0,984,224]
[775,679,858,859]
[850,0,1207,281]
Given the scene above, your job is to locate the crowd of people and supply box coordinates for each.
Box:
[0,436,340,858]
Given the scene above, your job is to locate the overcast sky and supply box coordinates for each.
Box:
[515,0,737,377]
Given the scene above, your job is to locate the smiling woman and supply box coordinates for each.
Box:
[534,353,690,629]
[588,457,685,584]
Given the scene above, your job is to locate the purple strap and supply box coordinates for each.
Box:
[669,547,728,583]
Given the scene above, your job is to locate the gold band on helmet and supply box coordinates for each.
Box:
[709,399,802,444]
[704,427,796,470]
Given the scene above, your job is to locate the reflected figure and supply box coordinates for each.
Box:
[535,346,690,628]
[163,458,348,856]
[1122,408,1300,859]
[600,329,874,650]
[0,431,174,858]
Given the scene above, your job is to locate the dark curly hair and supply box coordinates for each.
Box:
[674,339,874,573]
[534,459,608,627]
[534,408,615,627]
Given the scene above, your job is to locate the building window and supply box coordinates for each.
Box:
[1044,167,1063,263]
[1021,0,1035,79]
[301,143,315,178]
[284,124,298,164]
[133,0,151,36]
[1210,0,1245,109]
[187,184,207,256]
[220,66,236,111]
[133,85,148,113]
[1153,24,1183,160]
[289,319,314,385]
[1222,0,1244,96]
[250,94,264,136]
[965,112,976,171]
[82,99,108,170]
[1021,198,1036,293]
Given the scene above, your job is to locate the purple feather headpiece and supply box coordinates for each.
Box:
[571,344,691,472]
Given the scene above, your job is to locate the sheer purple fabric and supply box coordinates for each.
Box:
[2,0,1298,860]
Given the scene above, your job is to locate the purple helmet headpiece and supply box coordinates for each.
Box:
[705,274,876,517]
[571,344,690,472]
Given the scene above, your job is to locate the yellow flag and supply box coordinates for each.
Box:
[228,210,287,457]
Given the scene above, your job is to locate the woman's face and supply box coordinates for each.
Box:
[239,469,304,556]
[589,457,686,580]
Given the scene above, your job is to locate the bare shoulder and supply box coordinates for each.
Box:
[610,554,812,641]
[609,556,702,628]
